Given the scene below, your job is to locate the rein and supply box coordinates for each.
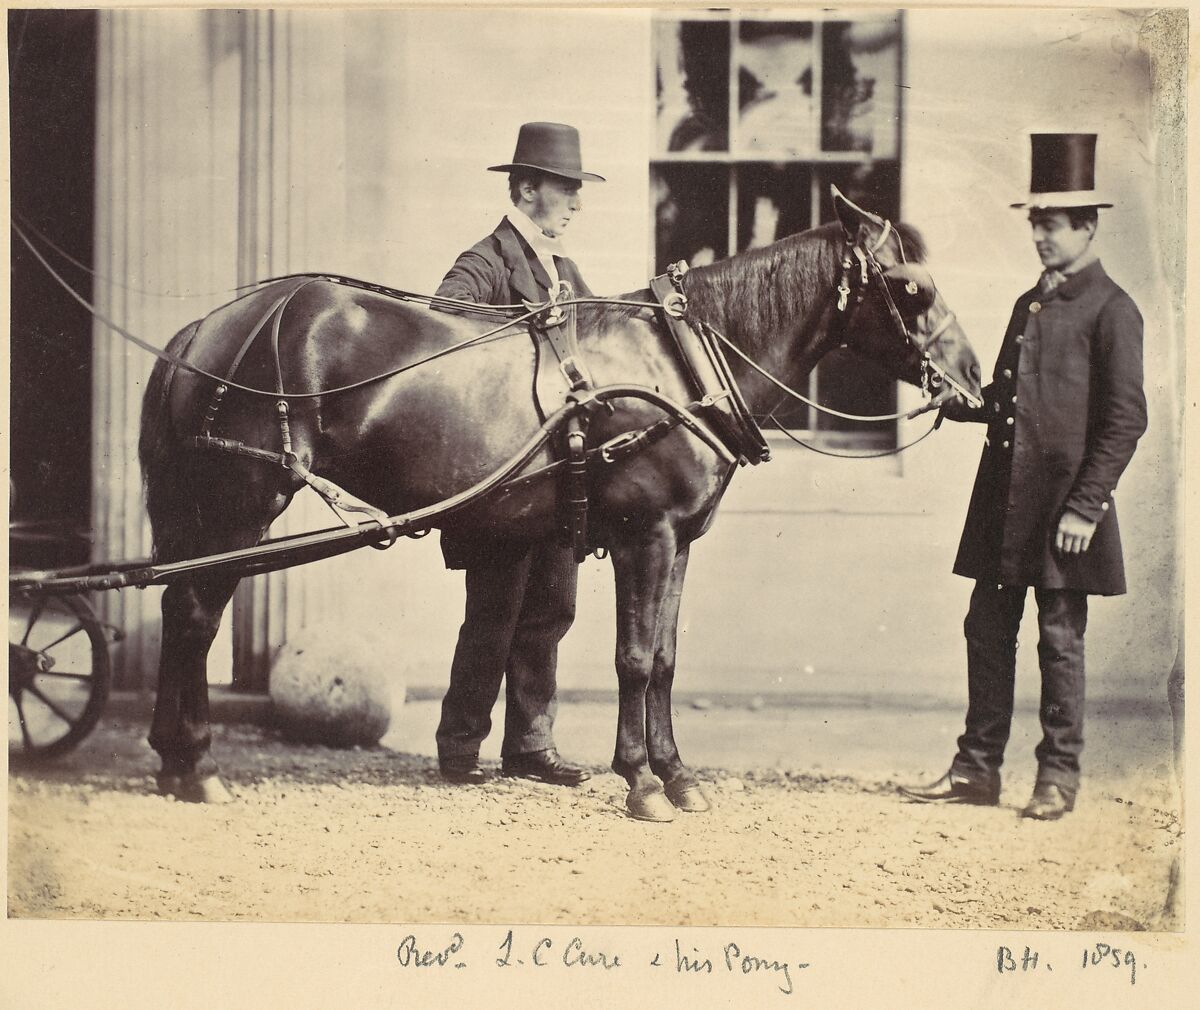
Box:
[666,217,981,427]
[766,412,940,458]
[14,219,656,400]
[18,214,973,420]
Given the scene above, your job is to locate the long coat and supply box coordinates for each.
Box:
[435,217,592,570]
[952,260,1147,595]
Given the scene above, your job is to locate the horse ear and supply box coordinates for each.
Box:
[831,185,869,244]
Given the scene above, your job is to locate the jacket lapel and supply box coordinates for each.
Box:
[494,218,550,303]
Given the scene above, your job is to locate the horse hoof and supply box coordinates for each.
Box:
[157,773,233,804]
[665,780,711,812]
[626,788,676,823]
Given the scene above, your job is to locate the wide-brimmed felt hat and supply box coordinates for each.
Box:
[1011,133,1112,209]
[488,122,605,183]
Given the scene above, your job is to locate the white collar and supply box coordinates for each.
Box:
[505,209,568,259]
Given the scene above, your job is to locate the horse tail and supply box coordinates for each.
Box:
[138,320,202,563]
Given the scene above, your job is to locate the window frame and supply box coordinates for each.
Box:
[650,9,905,450]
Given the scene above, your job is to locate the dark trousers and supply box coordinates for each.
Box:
[436,539,578,759]
[951,580,1089,794]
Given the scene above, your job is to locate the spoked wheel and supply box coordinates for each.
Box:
[8,591,111,760]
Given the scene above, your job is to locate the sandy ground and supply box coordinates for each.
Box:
[7,698,1183,929]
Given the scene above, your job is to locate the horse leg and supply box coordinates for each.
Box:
[610,527,677,822]
[645,544,710,813]
[148,485,291,803]
[149,572,244,802]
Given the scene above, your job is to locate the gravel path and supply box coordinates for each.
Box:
[8,713,1181,929]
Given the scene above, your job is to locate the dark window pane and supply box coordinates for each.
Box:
[815,348,897,436]
[818,161,900,224]
[735,163,812,252]
[656,20,730,153]
[652,163,729,273]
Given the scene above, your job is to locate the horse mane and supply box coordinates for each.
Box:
[573,219,928,345]
[680,223,842,353]
[680,220,928,353]
[576,291,654,330]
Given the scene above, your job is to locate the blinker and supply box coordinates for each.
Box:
[883,263,936,315]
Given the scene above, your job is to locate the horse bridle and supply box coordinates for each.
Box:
[836,220,983,411]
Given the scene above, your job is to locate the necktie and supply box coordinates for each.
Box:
[1039,269,1067,295]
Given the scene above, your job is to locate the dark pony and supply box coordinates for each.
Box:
[137,192,979,819]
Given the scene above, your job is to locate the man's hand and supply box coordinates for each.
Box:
[937,393,980,423]
[1055,508,1098,554]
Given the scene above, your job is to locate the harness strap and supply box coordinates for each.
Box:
[526,280,589,392]
[650,271,770,465]
[198,290,291,434]
[523,279,596,554]
[185,434,401,548]
[495,401,710,493]
[184,386,732,567]
[563,412,590,560]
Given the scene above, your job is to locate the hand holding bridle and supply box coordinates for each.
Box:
[1055,508,1097,554]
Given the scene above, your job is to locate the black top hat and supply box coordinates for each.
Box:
[488,122,605,183]
[1011,133,1112,209]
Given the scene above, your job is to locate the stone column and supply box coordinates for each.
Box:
[229,9,351,690]
[91,10,242,689]
[92,9,352,690]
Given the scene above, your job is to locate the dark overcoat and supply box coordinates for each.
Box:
[435,217,592,570]
[952,260,1147,595]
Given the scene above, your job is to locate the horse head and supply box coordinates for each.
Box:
[831,186,982,411]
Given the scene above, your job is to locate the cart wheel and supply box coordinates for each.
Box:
[8,592,111,760]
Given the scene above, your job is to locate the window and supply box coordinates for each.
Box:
[652,11,903,448]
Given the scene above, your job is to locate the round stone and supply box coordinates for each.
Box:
[269,621,400,747]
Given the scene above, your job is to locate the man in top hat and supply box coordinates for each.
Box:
[900,134,1147,820]
[433,122,603,786]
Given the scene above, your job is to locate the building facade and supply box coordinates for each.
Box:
[11,9,1183,708]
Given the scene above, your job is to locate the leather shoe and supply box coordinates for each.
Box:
[439,755,488,785]
[898,769,1000,806]
[501,749,590,787]
[1021,782,1075,821]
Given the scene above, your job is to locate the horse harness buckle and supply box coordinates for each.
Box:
[525,280,596,558]
[527,281,589,393]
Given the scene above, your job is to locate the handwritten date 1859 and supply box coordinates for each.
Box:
[1082,943,1139,986]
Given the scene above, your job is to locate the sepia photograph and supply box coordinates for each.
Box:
[4,3,1193,1005]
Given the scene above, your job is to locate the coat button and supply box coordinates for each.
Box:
[1101,501,1110,511]
[1011,395,1018,403]
[1006,416,1014,425]
[1002,368,1013,379]
[993,402,1001,412]
[1002,441,1010,448]
[1029,302,1041,313]
[1015,335,1023,343]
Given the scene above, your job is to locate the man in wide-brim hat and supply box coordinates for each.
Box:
[433,122,603,787]
[900,133,1147,820]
